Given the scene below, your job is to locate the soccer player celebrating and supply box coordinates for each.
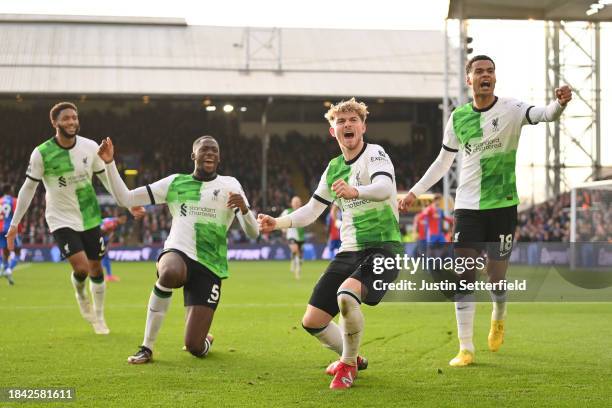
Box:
[97,135,259,364]
[280,196,306,279]
[258,98,402,390]
[100,214,128,282]
[0,185,19,285]
[5,102,144,334]
[399,55,572,367]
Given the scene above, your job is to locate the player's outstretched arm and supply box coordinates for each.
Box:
[6,177,40,250]
[94,148,146,219]
[524,85,572,125]
[98,137,158,208]
[398,148,456,213]
[257,197,328,232]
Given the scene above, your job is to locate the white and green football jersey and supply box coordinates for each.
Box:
[280,208,305,242]
[313,143,401,253]
[444,97,534,210]
[147,174,248,279]
[26,136,105,232]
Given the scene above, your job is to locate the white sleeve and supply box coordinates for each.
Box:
[277,197,328,229]
[236,210,259,239]
[92,149,106,174]
[10,177,39,227]
[367,146,395,179]
[359,146,395,201]
[355,176,393,201]
[312,166,334,206]
[92,149,113,192]
[26,148,44,182]
[523,100,565,125]
[104,161,173,207]
[232,179,259,239]
[409,148,457,196]
[442,113,460,152]
[95,169,112,194]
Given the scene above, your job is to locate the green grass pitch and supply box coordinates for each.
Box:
[0,261,611,407]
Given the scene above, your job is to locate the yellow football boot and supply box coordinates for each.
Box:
[449,349,474,367]
[488,320,505,352]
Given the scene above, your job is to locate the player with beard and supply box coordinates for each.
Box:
[399,55,572,367]
[5,102,144,334]
[97,136,259,364]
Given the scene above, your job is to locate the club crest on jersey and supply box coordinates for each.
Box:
[213,189,220,200]
[82,157,88,166]
[354,171,363,186]
[492,117,500,131]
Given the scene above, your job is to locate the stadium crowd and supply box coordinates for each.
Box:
[2,103,609,245]
[516,190,612,243]
[1,103,432,245]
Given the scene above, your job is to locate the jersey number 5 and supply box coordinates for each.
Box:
[207,284,220,304]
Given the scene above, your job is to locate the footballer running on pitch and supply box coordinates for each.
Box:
[258,98,402,390]
[399,55,573,367]
[280,195,306,280]
[5,102,145,335]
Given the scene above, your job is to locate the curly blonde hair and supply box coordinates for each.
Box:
[324,97,369,125]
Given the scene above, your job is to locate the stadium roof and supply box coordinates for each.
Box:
[0,14,446,99]
[448,0,612,21]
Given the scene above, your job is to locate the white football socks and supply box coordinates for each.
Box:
[313,321,343,355]
[294,255,302,279]
[143,282,173,350]
[71,272,88,300]
[490,290,507,321]
[338,290,364,366]
[455,295,476,353]
[89,277,106,322]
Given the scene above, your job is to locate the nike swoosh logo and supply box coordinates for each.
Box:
[341,373,353,385]
[149,308,160,313]
[207,300,217,304]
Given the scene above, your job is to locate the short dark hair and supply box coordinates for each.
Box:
[192,135,217,150]
[49,102,78,123]
[465,55,495,75]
